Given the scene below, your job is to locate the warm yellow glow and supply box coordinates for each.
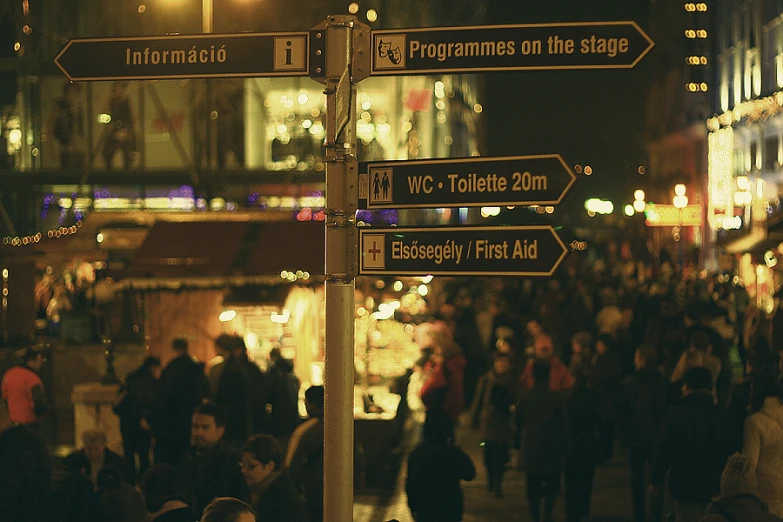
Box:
[634,190,645,201]
[366,9,378,21]
[348,2,359,13]
[219,309,237,322]
[393,280,403,292]
[674,184,686,197]
[673,195,689,208]
[733,191,753,206]
[633,199,646,212]
[481,206,501,218]
[736,176,750,191]
[297,93,309,105]
[624,204,635,217]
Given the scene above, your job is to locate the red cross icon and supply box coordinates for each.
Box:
[368,240,381,261]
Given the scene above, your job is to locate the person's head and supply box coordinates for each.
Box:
[595,335,614,356]
[304,385,324,419]
[172,337,188,353]
[63,450,91,477]
[241,435,283,488]
[201,498,255,522]
[422,410,454,444]
[682,366,713,394]
[492,353,512,375]
[82,429,107,462]
[191,402,226,450]
[571,332,593,355]
[526,319,543,337]
[720,453,756,496]
[214,334,234,357]
[142,356,162,379]
[534,334,554,360]
[690,330,711,354]
[634,345,657,371]
[230,336,248,358]
[141,464,188,514]
[96,465,124,492]
[532,360,551,388]
[23,348,45,372]
[749,372,783,412]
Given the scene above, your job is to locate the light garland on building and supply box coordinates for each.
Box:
[707,128,734,227]
[2,220,83,247]
[707,90,783,131]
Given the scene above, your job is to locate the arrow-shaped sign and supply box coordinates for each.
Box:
[359,225,568,276]
[54,32,310,81]
[360,154,576,209]
[371,21,654,75]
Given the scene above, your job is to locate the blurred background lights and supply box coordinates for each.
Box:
[393,280,404,292]
[366,9,378,21]
[624,204,635,216]
[634,190,645,201]
[417,284,429,296]
[348,2,359,13]
[633,199,646,212]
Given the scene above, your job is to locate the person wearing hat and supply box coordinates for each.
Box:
[699,453,779,522]
[1,348,48,429]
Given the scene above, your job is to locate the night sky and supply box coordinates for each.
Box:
[482,0,655,208]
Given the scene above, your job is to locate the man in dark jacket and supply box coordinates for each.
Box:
[266,348,301,447]
[285,385,325,522]
[405,410,476,522]
[617,345,668,522]
[517,360,571,522]
[178,401,248,518]
[149,338,210,466]
[651,367,731,522]
[115,356,160,483]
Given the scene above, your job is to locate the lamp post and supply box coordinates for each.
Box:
[673,184,688,270]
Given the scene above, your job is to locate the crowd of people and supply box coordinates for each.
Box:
[0,334,325,522]
[6,247,783,522]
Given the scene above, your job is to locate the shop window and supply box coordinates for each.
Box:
[764,136,780,170]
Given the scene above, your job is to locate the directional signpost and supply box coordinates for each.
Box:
[54,15,653,522]
[54,32,310,81]
[371,21,654,75]
[360,154,575,209]
[359,225,568,276]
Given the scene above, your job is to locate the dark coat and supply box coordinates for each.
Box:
[178,440,249,517]
[149,354,209,458]
[0,424,51,522]
[115,365,157,436]
[50,465,96,522]
[267,359,302,440]
[469,371,516,443]
[727,380,752,453]
[700,494,780,522]
[96,482,147,522]
[589,350,624,419]
[651,390,731,503]
[286,418,324,517]
[65,448,133,485]
[213,356,254,449]
[517,385,571,474]
[405,442,476,522]
[565,380,602,468]
[616,367,668,450]
[251,471,309,522]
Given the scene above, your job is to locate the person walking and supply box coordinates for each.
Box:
[589,334,624,463]
[148,338,210,466]
[519,334,574,391]
[517,360,571,522]
[115,356,160,483]
[266,348,302,448]
[419,325,467,425]
[743,372,783,517]
[617,345,668,522]
[405,410,476,522]
[651,367,731,522]
[469,353,516,497]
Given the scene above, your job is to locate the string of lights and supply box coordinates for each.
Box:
[2,220,83,247]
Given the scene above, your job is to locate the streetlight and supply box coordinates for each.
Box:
[673,185,688,269]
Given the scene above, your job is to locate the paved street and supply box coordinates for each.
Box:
[354,424,634,522]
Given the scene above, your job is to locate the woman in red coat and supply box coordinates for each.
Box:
[419,324,467,424]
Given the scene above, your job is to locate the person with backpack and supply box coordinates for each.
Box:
[469,353,516,497]
[115,356,161,483]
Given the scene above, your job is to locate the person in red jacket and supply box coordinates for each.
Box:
[519,334,575,391]
[420,324,467,424]
[1,348,49,429]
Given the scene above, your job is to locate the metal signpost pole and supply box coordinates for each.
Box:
[321,15,365,522]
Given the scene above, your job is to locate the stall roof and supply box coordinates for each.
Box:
[126,220,325,280]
